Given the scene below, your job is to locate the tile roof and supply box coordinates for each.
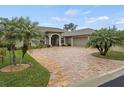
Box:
[38,26,95,36]
[38,26,64,33]
[62,28,95,36]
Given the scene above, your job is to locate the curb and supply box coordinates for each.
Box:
[68,66,124,87]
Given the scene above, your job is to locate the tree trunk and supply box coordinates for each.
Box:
[1,56,3,64]
[8,50,12,64]
[103,48,108,56]
[8,50,13,72]
[12,44,16,65]
[99,47,104,56]
[21,43,28,64]
[12,50,16,65]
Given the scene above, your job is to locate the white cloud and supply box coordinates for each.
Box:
[84,16,109,24]
[97,16,109,20]
[116,18,124,24]
[52,17,70,22]
[65,9,79,16]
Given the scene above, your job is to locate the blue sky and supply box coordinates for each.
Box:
[0,5,124,30]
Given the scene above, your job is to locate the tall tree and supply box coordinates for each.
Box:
[63,23,78,31]
[87,26,122,56]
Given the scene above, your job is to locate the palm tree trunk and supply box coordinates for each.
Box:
[12,50,16,65]
[8,50,13,72]
[1,56,3,64]
[9,50,11,64]
[21,43,28,64]
[12,44,16,65]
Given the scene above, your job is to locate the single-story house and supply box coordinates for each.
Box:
[38,26,95,47]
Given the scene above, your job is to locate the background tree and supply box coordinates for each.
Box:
[87,26,122,56]
[63,23,78,31]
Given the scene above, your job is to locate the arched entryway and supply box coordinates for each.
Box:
[51,35,59,46]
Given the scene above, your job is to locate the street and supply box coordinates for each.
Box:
[99,75,124,87]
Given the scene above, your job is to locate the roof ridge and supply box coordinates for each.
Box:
[76,28,94,31]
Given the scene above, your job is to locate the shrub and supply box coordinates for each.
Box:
[46,44,51,47]
[0,48,6,56]
[62,43,68,46]
[67,44,71,46]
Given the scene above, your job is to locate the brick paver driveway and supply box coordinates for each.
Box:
[29,47,124,87]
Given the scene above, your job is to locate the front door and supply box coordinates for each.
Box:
[51,35,59,46]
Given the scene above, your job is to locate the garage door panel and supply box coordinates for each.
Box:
[73,37,88,46]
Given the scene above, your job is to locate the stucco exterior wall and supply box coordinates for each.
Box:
[46,36,49,45]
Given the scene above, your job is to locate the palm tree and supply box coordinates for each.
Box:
[16,17,42,63]
[0,24,4,46]
[0,18,12,64]
[87,26,122,56]
[0,17,45,65]
[0,17,19,65]
[0,28,5,64]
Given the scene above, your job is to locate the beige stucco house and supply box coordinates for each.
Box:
[38,26,95,47]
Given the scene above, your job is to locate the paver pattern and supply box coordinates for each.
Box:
[29,47,124,87]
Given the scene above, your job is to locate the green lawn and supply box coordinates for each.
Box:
[92,51,124,61]
[0,49,50,87]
